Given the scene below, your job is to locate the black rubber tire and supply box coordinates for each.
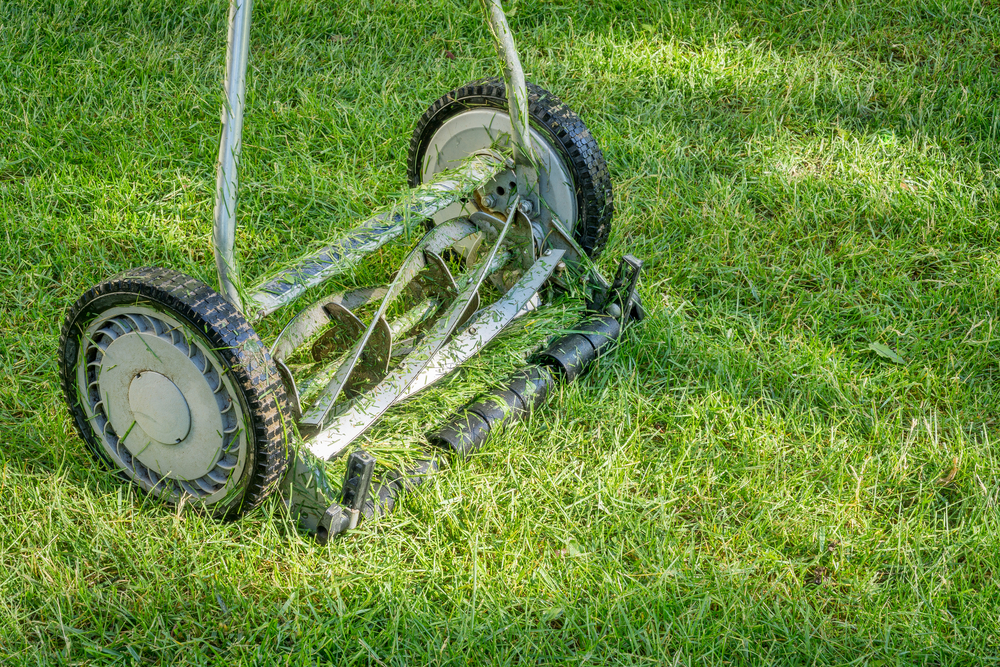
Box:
[58,266,290,519]
[407,78,613,259]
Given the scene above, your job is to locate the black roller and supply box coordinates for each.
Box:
[504,365,556,412]
[537,314,621,381]
[429,410,493,457]
[429,314,623,457]
[471,396,511,430]
[428,365,555,458]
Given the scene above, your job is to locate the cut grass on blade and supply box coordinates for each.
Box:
[1,0,999,664]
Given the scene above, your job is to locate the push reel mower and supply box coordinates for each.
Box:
[58,0,644,542]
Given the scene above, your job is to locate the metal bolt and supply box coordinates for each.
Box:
[519,200,533,216]
[482,194,497,208]
[543,249,552,256]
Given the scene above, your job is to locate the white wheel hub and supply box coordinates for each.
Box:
[128,371,191,445]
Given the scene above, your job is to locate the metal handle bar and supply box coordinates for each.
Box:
[210,0,532,311]
[213,0,252,310]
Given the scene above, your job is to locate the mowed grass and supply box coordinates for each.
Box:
[2,0,1000,663]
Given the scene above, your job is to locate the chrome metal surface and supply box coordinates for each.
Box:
[401,248,564,401]
[275,358,302,420]
[305,202,521,460]
[213,0,253,311]
[247,151,508,318]
[270,287,387,420]
[270,287,387,363]
[403,250,462,329]
[309,302,366,362]
[388,298,438,338]
[298,219,480,430]
[327,304,391,397]
[482,0,534,167]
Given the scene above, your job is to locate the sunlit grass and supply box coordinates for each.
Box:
[2,0,999,663]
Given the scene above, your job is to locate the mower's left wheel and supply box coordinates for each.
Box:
[58,267,290,519]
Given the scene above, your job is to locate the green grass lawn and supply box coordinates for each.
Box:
[3,0,1000,663]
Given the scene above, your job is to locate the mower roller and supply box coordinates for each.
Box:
[57,0,643,541]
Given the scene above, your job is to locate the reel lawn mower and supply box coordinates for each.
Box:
[57,0,644,542]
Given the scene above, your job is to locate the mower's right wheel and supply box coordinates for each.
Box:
[407,78,614,259]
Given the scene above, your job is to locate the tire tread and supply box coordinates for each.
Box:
[406,78,613,258]
[58,267,290,519]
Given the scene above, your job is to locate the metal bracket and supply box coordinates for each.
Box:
[589,254,645,324]
[285,446,377,544]
[339,450,375,529]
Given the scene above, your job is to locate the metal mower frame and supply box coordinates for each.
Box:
[59,0,643,542]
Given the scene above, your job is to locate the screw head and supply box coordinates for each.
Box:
[481,194,497,209]
[519,200,533,216]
